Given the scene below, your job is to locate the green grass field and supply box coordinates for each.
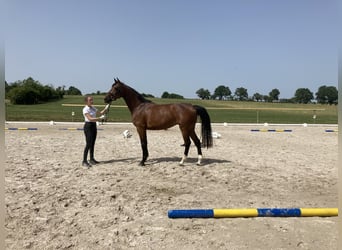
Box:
[5,95,338,124]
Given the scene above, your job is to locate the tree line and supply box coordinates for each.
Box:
[5,77,82,104]
[5,77,338,105]
[196,85,338,104]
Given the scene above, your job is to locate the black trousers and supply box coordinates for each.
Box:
[83,122,97,162]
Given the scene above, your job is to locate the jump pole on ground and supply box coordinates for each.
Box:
[168,208,338,218]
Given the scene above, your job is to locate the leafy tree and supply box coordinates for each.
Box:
[213,85,231,100]
[56,86,66,98]
[142,93,155,98]
[40,86,53,101]
[5,80,22,98]
[263,95,270,102]
[234,87,248,101]
[269,88,280,102]
[294,88,313,104]
[253,93,263,102]
[316,85,338,105]
[168,93,184,99]
[161,91,170,98]
[196,88,211,99]
[5,81,9,93]
[161,91,184,99]
[66,86,82,95]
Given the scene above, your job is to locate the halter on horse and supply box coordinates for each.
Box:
[104,78,213,166]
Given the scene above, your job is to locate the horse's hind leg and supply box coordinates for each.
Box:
[190,130,203,165]
[179,129,191,166]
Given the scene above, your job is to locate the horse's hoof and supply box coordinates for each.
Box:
[139,162,145,166]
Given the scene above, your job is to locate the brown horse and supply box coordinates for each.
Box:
[104,78,213,166]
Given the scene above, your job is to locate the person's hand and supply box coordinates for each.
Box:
[99,114,106,120]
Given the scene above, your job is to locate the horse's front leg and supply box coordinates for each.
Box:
[137,127,148,166]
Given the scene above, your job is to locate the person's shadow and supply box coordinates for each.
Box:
[101,157,140,165]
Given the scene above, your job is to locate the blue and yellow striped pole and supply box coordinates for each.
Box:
[168,208,338,218]
[5,127,38,130]
[325,129,338,132]
[58,128,104,131]
[251,129,292,132]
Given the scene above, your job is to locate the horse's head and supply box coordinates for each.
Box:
[104,78,123,103]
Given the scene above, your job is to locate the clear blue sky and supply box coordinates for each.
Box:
[5,0,338,99]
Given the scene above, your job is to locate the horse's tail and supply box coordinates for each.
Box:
[194,105,213,148]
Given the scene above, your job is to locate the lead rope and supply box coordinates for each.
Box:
[105,104,110,123]
[101,104,111,125]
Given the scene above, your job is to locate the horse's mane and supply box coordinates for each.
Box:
[120,81,152,103]
[135,89,153,103]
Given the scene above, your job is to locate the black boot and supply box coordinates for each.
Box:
[82,161,92,168]
[89,159,100,165]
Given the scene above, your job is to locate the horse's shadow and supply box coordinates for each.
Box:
[101,157,231,166]
[143,157,231,166]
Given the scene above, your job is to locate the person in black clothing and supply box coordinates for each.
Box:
[82,96,109,167]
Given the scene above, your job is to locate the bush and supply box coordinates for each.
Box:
[6,77,64,104]
[8,87,40,104]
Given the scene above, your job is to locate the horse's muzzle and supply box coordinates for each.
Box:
[104,96,113,104]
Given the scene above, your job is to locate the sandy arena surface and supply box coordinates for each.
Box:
[5,122,338,249]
